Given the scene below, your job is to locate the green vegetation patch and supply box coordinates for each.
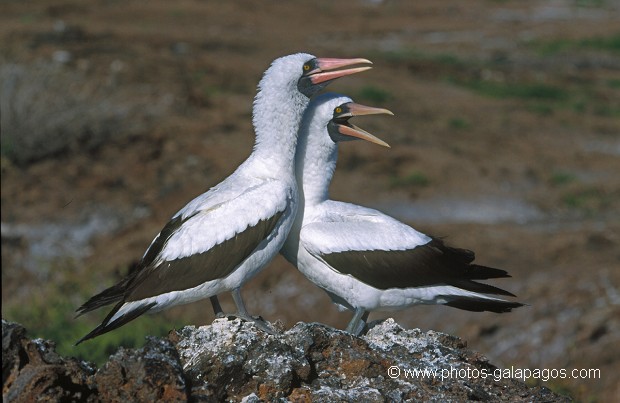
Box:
[549,171,577,187]
[608,79,620,89]
[454,79,567,101]
[529,33,620,56]
[357,85,393,104]
[371,45,616,119]
[4,260,185,365]
[561,187,611,214]
[368,49,473,70]
[448,117,471,130]
[390,171,430,188]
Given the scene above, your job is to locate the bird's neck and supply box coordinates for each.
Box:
[250,81,308,175]
[295,122,338,207]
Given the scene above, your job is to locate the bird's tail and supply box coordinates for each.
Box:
[446,261,519,297]
[464,264,511,280]
[75,285,125,318]
[444,264,524,312]
[444,296,524,313]
[75,301,156,345]
[74,267,142,318]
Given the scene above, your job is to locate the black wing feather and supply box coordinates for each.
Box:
[75,211,284,343]
[321,237,517,296]
[75,214,191,316]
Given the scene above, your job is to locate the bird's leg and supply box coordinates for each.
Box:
[361,310,370,323]
[345,308,369,336]
[231,288,276,334]
[210,296,224,318]
[231,288,251,318]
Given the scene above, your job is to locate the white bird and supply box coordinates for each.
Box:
[281,93,524,335]
[75,54,372,344]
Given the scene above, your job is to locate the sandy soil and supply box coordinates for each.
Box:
[2,0,619,400]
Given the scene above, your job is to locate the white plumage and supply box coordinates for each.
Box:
[282,93,523,335]
[76,55,372,343]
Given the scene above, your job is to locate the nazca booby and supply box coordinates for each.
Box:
[75,54,372,343]
[281,93,524,335]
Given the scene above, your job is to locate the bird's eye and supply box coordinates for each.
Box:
[303,64,310,71]
[335,107,342,114]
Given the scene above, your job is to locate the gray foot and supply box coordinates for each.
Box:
[345,308,370,336]
[227,288,277,334]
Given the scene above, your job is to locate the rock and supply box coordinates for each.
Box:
[172,318,570,402]
[2,320,187,402]
[2,320,97,402]
[2,318,570,402]
[94,337,187,402]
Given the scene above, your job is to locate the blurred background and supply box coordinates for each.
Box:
[1,0,619,400]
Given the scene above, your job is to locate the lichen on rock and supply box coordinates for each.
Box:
[2,318,569,402]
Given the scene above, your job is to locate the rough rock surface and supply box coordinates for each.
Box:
[94,337,187,402]
[2,318,570,402]
[2,320,97,402]
[2,320,186,402]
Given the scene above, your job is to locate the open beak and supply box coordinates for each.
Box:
[309,58,373,85]
[335,103,393,148]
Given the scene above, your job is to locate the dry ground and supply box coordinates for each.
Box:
[2,0,619,400]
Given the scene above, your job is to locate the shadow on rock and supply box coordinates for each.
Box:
[2,318,569,402]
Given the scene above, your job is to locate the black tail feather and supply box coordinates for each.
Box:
[75,301,157,345]
[445,297,524,313]
[465,264,511,280]
[75,282,128,317]
[450,279,517,297]
[431,238,515,293]
[75,266,142,317]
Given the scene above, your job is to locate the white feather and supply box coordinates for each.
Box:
[282,93,512,316]
[301,201,430,255]
[109,54,317,321]
[160,178,292,261]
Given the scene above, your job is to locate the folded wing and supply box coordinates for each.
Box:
[76,180,290,315]
[302,220,514,297]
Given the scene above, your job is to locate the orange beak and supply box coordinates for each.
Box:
[334,103,393,148]
[308,58,373,85]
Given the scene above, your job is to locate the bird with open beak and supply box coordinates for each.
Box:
[282,93,523,335]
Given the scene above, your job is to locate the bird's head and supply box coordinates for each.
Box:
[262,53,373,98]
[307,93,392,148]
[297,56,373,97]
